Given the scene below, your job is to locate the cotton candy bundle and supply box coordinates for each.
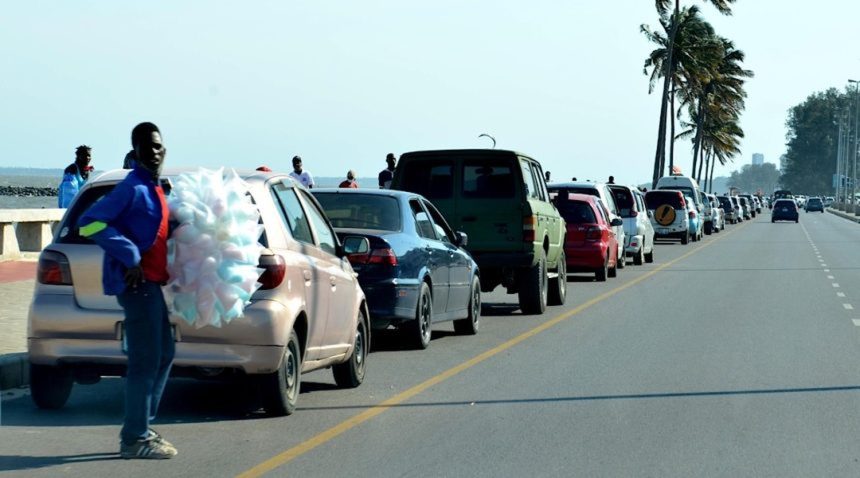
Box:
[165,168,264,328]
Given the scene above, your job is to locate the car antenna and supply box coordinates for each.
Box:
[478,133,496,149]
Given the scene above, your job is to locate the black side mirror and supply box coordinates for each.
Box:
[340,236,370,258]
[455,231,468,247]
[610,218,624,227]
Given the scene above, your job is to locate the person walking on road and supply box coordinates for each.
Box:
[378,153,396,189]
[58,145,93,208]
[78,122,177,460]
[289,155,314,189]
[339,170,359,188]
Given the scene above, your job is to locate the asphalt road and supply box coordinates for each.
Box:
[4,210,860,477]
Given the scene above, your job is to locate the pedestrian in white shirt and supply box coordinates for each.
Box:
[289,155,314,189]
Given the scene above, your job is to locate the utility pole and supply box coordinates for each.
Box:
[836,117,843,207]
[851,80,860,215]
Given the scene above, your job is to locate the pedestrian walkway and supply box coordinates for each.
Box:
[0,261,36,355]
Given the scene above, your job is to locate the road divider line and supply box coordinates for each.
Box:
[834,283,841,288]
[235,221,749,478]
[845,304,854,310]
[838,292,846,298]
[828,275,835,279]
[853,319,860,327]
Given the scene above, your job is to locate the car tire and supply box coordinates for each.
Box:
[771,218,775,223]
[333,310,368,388]
[407,282,433,349]
[681,232,689,245]
[644,247,654,263]
[261,330,301,416]
[30,364,73,410]
[518,249,548,315]
[633,247,644,266]
[595,255,608,282]
[607,250,618,278]
[454,276,481,335]
[617,250,626,269]
[547,252,567,306]
[705,222,712,235]
[795,218,799,223]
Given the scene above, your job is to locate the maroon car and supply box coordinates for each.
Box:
[552,192,622,281]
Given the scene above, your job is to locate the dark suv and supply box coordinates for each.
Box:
[390,149,566,314]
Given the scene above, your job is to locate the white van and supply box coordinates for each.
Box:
[656,175,702,213]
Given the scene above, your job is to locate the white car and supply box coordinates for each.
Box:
[609,184,655,265]
[707,193,725,233]
[645,189,692,244]
[699,191,718,235]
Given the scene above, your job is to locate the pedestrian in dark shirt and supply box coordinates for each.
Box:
[378,153,396,189]
[608,175,615,184]
[79,122,177,460]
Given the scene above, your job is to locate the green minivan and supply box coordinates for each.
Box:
[390,149,566,314]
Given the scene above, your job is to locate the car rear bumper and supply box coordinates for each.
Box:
[360,279,420,326]
[471,251,536,270]
[28,338,285,374]
[565,244,607,269]
[625,234,644,254]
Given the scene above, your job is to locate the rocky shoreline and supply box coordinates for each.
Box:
[0,186,58,197]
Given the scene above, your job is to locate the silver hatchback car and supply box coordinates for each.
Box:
[29,169,370,416]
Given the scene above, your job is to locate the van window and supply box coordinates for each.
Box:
[659,185,695,203]
[463,161,515,198]
[398,161,454,199]
[519,159,539,199]
[645,191,684,209]
[528,161,548,201]
[409,199,436,240]
[610,187,635,217]
[273,184,315,245]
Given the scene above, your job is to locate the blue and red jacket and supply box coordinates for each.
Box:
[79,167,167,296]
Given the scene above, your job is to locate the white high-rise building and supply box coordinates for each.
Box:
[752,153,764,166]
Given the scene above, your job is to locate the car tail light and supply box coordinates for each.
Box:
[585,226,601,241]
[630,210,638,217]
[367,248,398,266]
[688,210,697,219]
[258,254,286,290]
[678,193,686,208]
[523,216,536,242]
[37,250,72,285]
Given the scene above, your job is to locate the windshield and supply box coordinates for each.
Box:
[645,191,683,209]
[313,193,402,231]
[556,200,597,224]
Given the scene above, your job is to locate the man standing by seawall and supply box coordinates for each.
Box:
[290,155,314,189]
[79,122,177,459]
[58,145,93,207]
[378,153,396,189]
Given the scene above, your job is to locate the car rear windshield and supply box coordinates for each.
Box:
[555,187,600,199]
[462,160,516,198]
[808,198,822,205]
[775,200,796,209]
[718,197,732,208]
[658,185,694,201]
[555,200,597,225]
[314,193,402,231]
[396,160,455,199]
[609,187,636,217]
[645,191,683,209]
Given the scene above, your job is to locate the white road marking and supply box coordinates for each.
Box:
[824,269,831,272]
[822,264,828,267]
[853,319,860,327]
[838,292,847,297]
[828,275,835,279]
[834,283,841,288]
[845,304,854,310]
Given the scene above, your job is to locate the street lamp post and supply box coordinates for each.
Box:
[836,117,844,207]
[850,79,860,214]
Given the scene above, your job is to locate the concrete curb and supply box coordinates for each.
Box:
[827,208,860,223]
[0,353,28,390]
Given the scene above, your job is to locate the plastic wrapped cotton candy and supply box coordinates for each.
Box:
[164,168,264,328]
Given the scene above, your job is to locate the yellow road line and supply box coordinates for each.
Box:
[237,221,747,478]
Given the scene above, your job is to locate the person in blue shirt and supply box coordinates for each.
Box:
[57,145,92,208]
[79,122,177,460]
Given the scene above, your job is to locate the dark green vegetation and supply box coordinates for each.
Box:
[727,163,781,195]
[780,88,853,194]
[642,0,751,190]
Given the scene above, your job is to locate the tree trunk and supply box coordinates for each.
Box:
[669,79,676,174]
[709,150,717,192]
[697,144,706,184]
[652,10,682,188]
[692,94,707,177]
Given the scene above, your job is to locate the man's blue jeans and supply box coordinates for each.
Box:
[117,281,175,445]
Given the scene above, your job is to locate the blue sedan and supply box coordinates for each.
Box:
[313,189,480,349]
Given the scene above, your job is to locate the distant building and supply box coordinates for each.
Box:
[752,153,764,166]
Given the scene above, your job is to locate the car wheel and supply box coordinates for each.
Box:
[633,247,644,266]
[548,252,567,306]
[407,282,433,349]
[261,330,301,416]
[771,218,775,223]
[518,249,548,315]
[795,218,799,223]
[617,250,626,269]
[644,247,654,263]
[681,232,689,245]
[454,276,481,335]
[30,364,73,409]
[704,222,712,235]
[595,255,608,282]
[333,309,368,388]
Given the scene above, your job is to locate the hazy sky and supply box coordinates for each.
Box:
[2,1,858,184]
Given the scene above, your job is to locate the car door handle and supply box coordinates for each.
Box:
[330,276,336,287]
[303,270,312,282]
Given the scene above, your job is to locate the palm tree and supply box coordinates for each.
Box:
[645,0,738,186]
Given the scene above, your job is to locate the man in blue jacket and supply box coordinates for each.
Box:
[79,122,177,459]
[58,145,93,208]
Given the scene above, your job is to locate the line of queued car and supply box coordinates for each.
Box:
[25,148,757,416]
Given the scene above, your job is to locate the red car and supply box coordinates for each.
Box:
[552,192,622,281]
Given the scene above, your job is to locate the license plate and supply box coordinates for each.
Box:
[781,208,788,211]
[658,228,669,235]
